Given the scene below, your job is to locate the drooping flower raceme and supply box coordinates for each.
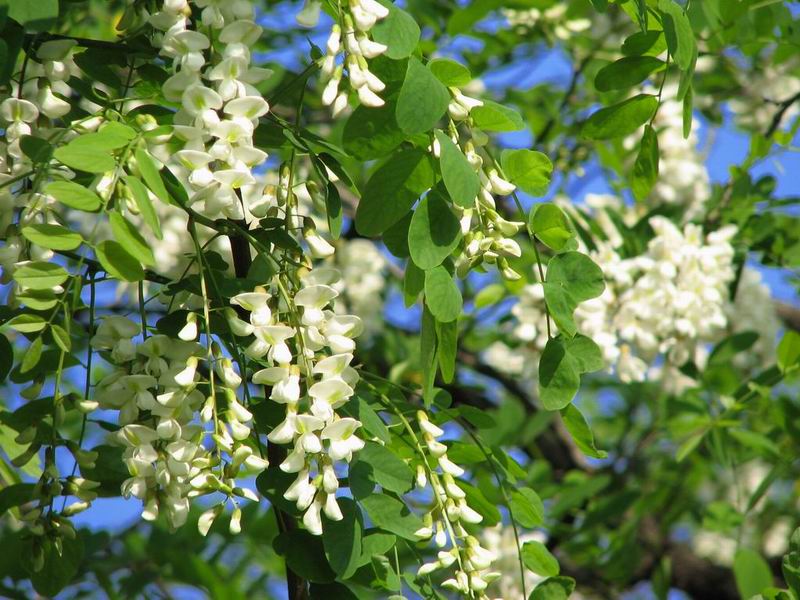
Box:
[317,0,390,114]
[231,273,365,536]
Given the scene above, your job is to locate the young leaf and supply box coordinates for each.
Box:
[54,142,115,173]
[21,224,83,251]
[778,331,800,373]
[560,404,607,459]
[396,58,450,135]
[530,204,575,251]
[594,56,665,92]
[522,541,560,577]
[543,252,604,337]
[435,130,480,208]
[436,318,458,383]
[20,337,43,374]
[429,58,472,87]
[658,0,696,71]
[109,212,156,266]
[50,324,71,353]
[95,240,145,282]
[355,148,435,236]
[408,189,462,270]
[733,548,773,600]
[500,149,553,197]
[45,181,102,212]
[581,94,658,141]
[509,487,544,528]
[424,266,462,323]
[539,335,604,410]
[135,148,170,204]
[355,441,414,494]
[359,494,424,540]
[371,0,420,59]
[621,30,667,57]
[420,304,438,406]
[471,99,524,132]
[125,176,163,240]
[631,125,659,202]
[13,261,69,290]
[530,576,576,600]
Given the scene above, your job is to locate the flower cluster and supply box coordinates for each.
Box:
[0,39,79,283]
[428,127,526,281]
[92,316,267,532]
[229,273,365,536]
[414,411,499,597]
[487,212,743,388]
[149,0,272,220]
[318,0,390,114]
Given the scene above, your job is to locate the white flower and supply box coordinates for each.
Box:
[321,418,364,462]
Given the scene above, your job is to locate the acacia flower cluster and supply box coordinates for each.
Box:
[149,0,272,220]
[92,316,266,532]
[229,274,365,535]
[414,411,500,597]
[318,0,390,114]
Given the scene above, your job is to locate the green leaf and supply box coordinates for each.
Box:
[436,318,458,383]
[9,0,58,32]
[325,182,342,240]
[13,261,69,290]
[95,240,145,282]
[631,125,659,202]
[30,535,84,597]
[342,97,406,160]
[322,498,363,578]
[45,181,102,211]
[109,212,155,266]
[54,142,115,173]
[20,336,43,373]
[396,58,450,135]
[0,483,35,516]
[560,404,607,459]
[501,149,553,197]
[539,335,604,410]
[778,331,800,373]
[733,548,773,600]
[424,266,462,323]
[682,85,693,139]
[471,100,525,132]
[420,304,437,405]
[124,176,163,240]
[581,94,658,141]
[51,324,71,353]
[530,204,575,252]
[6,314,46,333]
[19,135,53,163]
[458,480,501,526]
[594,56,664,92]
[79,445,129,497]
[436,130,480,208]
[658,0,696,71]
[371,0,420,59]
[135,148,170,204]
[529,576,576,600]
[355,148,435,236]
[408,190,462,270]
[403,259,425,307]
[622,30,667,57]
[543,252,605,336]
[510,487,544,528]
[383,211,411,258]
[21,224,83,251]
[429,58,472,87]
[708,331,759,367]
[522,541,560,577]
[359,494,424,540]
[355,441,414,494]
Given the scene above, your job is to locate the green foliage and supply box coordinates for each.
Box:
[501,149,553,197]
[539,335,604,410]
[396,58,450,135]
[581,94,658,140]
[543,252,605,337]
[408,188,462,269]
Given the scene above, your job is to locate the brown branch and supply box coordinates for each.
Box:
[765,91,800,139]
[777,301,800,332]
